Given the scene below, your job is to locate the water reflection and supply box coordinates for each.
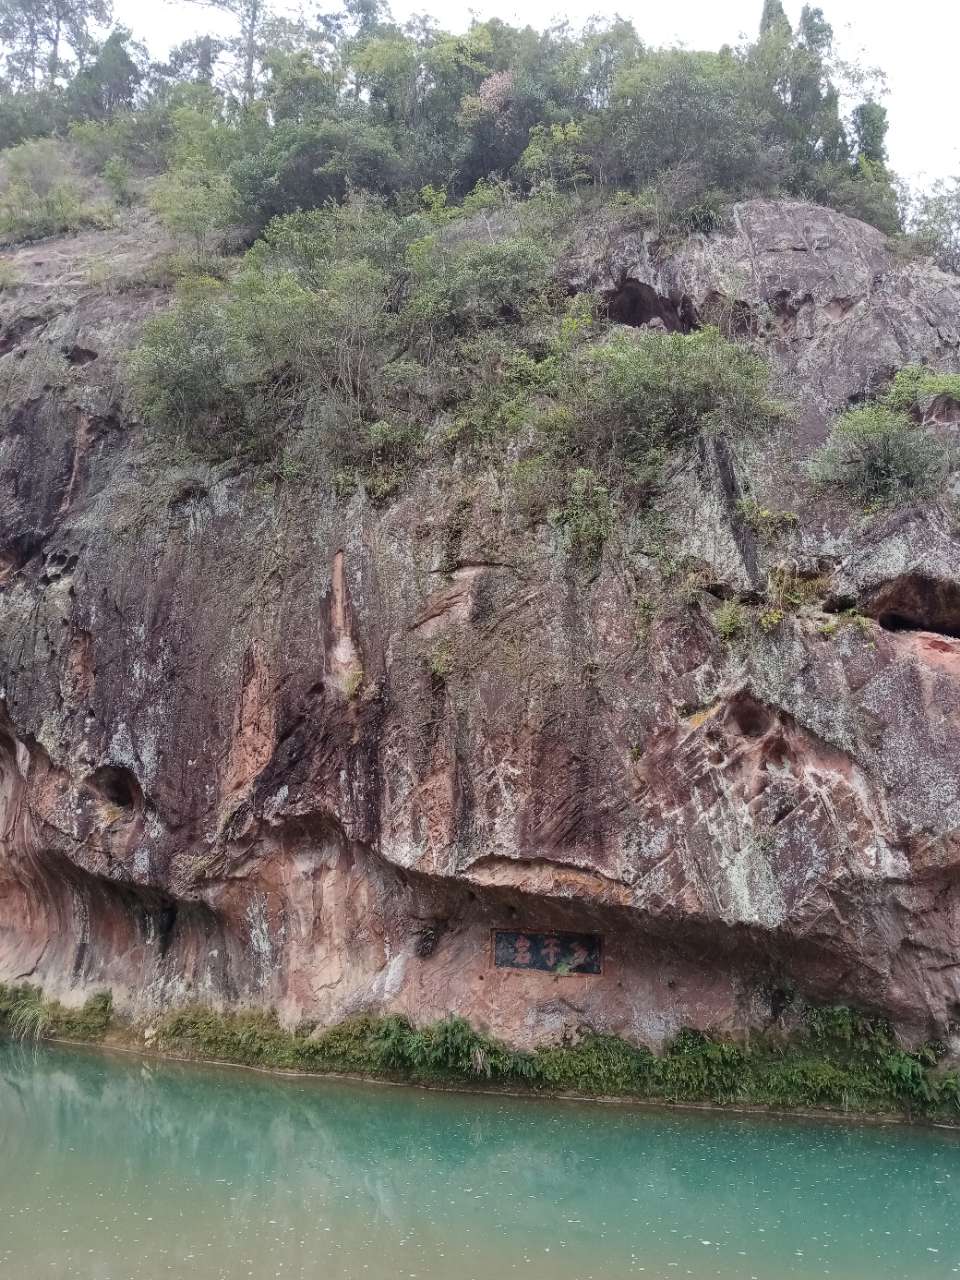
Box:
[1,1041,959,1279]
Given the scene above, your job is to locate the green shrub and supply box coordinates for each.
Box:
[884,364,960,417]
[0,139,110,244]
[905,177,960,273]
[660,1028,749,1103]
[159,1007,306,1068]
[150,165,238,262]
[228,116,404,228]
[714,599,747,640]
[428,638,455,681]
[245,198,423,282]
[509,454,565,524]
[407,1015,496,1076]
[130,196,432,466]
[69,104,175,177]
[129,276,242,457]
[405,233,553,338]
[809,156,902,237]
[550,467,614,561]
[5,986,53,1042]
[3,982,960,1118]
[535,1034,655,1094]
[735,497,799,537]
[584,326,786,454]
[130,199,777,487]
[808,404,951,506]
[55,991,113,1040]
[0,985,112,1043]
[370,1014,417,1069]
[102,154,133,207]
[230,255,395,414]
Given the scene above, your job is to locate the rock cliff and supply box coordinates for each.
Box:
[3,199,960,1051]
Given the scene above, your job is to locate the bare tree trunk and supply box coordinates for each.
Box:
[240,0,262,106]
[47,6,63,86]
[26,17,39,90]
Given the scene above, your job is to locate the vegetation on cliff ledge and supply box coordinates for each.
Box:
[809,364,959,508]
[3,983,960,1123]
[128,191,788,546]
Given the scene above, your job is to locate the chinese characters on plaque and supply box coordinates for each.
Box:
[493,930,602,974]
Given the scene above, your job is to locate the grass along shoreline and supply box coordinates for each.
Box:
[3,983,960,1125]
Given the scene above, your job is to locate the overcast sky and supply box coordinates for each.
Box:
[115,0,958,191]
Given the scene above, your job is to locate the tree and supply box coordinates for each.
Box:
[262,48,338,122]
[576,17,643,110]
[611,49,763,193]
[229,113,404,225]
[67,26,143,116]
[852,100,888,164]
[519,122,590,189]
[176,0,271,104]
[152,35,225,89]
[0,0,45,88]
[759,0,791,36]
[47,0,113,81]
[746,1,849,188]
[797,5,832,53]
[912,179,960,274]
[0,0,111,89]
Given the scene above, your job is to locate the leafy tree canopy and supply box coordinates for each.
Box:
[0,0,912,238]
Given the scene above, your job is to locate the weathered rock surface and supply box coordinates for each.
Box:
[3,201,960,1051]
[568,198,960,440]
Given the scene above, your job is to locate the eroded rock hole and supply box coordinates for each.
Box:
[40,551,78,585]
[1,535,43,576]
[879,611,960,640]
[605,280,696,333]
[727,696,773,739]
[413,920,446,958]
[86,765,142,809]
[155,904,178,958]
[63,345,98,366]
[866,574,960,640]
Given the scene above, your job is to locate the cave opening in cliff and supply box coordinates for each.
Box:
[866,574,960,640]
[86,764,142,809]
[604,279,697,333]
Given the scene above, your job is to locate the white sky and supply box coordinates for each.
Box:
[116,0,959,190]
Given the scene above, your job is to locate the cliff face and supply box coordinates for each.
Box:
[3,200,960,1051]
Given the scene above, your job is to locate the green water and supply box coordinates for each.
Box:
[1,1043,959,1280]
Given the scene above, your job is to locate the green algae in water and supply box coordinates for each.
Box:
[1,1041,959,1280]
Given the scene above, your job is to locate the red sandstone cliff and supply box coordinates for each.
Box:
[3,200,960,1051]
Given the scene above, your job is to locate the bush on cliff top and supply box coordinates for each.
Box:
[0,0,900,238]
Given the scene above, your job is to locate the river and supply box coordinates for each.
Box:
[0,1041,958,1279]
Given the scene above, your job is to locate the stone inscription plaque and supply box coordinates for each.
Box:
[493,930,602,975]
